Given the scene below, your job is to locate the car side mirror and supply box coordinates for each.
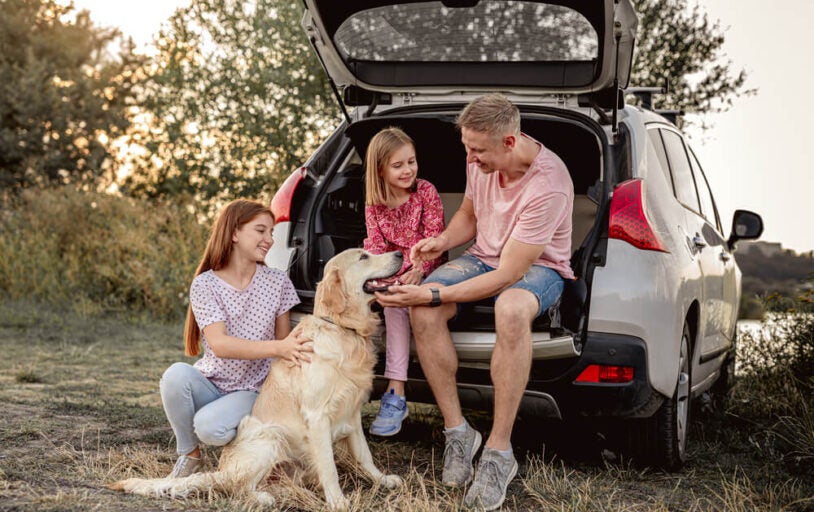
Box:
[727,209,763,251]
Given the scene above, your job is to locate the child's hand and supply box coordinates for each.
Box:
[399,268,424,286]
[278,329,313,367]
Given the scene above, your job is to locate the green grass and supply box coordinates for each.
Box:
[1,300,812,511]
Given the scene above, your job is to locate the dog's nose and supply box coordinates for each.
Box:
[394,251,404,260]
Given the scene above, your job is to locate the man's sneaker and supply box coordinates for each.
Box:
[167,454,202,479]
[441,422,482,487]
[463,448,518,511]
[369,390,408,436]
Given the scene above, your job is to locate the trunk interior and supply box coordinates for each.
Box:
[296,109,604,333]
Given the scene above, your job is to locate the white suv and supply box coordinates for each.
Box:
[265,0,763,470]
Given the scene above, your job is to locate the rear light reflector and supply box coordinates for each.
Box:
[608,179,668,252]
[575,365,635,383]
[270,167,307,223]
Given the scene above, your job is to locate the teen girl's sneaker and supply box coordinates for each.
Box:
[369,390,408,437]
[167,454,202,478]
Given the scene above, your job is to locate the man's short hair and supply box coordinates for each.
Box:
[455,93,521,139]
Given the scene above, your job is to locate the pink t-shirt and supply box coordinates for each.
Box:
[364,178,445,276]
[189,264,300,393]
[464,135,575,279]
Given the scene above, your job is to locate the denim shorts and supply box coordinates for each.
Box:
[424,254,565,318]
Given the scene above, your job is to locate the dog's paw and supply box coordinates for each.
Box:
[326,494,350,511]
[250,490,276,506]
[380,474,403,489]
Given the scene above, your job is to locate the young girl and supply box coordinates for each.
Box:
[160,199,312,477]
[364,127,445,436]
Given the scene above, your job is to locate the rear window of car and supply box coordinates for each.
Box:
[334,1,598,63]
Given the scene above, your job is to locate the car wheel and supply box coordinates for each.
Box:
[625,321,692,471]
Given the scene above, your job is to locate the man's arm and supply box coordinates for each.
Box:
[377,237,545,308]
[433,237,544,304]
[411,197,477,264]
[439,197,478,249]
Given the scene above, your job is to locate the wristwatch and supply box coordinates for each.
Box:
[429,287,442,307]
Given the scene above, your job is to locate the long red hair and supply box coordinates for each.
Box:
[183,200,273,356]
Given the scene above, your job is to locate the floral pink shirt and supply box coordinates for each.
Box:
[364,178,445,276]
[189,264,300,393]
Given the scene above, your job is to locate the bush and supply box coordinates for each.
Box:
[732,298,814,474]
[0,187,208,321]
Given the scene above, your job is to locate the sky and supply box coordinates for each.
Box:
[71,0,814,253]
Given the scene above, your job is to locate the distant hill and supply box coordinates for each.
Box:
[734,241,814,310]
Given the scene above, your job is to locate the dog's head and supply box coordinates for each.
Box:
[313,249,403,335]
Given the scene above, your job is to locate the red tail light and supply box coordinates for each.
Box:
[575,365,635,383]
[608,179,668,252]
[270,167,306,223]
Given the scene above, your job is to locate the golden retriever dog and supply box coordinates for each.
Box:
[110,249,405,509]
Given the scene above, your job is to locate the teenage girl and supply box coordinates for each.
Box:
[160,199,312,476]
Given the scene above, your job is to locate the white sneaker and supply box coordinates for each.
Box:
[167,454,202,478]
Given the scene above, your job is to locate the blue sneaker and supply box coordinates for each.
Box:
[369,390,408,437]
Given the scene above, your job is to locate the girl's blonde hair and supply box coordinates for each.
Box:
[365,127,417,206]
[183,199,273,356]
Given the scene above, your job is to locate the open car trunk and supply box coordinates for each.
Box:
[293,108,605,350]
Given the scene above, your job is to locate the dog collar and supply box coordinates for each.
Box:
[318,316,360,335]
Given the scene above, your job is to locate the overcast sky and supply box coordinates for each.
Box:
[72,0,814,253]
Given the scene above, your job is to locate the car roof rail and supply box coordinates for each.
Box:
[625,86,666,111]
[654,109,685,125]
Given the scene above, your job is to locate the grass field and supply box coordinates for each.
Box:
[1,300,812,511]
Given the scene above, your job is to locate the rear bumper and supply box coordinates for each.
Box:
[374,331,665,420]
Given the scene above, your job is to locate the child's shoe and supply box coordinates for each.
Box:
[369,389,408,436]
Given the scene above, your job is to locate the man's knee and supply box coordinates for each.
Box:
[409,303,449,333]
[494,291,537,337]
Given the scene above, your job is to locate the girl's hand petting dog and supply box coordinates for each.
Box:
[277,329,314,367]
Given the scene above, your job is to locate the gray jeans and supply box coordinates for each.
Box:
[160,362,258,455]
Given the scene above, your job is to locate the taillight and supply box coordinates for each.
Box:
[575,365,635,383]
[608,179,668,252]
[270,167,306,223]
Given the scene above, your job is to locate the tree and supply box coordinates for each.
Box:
[120,0,338,208]
[628,0,754,127]
[0,0,144,192]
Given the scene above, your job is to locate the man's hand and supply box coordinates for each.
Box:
[410,234,448,267]
[375,284,433,308]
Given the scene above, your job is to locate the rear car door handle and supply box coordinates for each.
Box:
[719,251,731,262]
[692,235,707,250]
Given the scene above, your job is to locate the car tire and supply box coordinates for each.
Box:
[625,321,692,471]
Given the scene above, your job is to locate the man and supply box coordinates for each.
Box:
[375,93,574,510]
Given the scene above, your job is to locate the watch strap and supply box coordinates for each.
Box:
[429,287,442,307]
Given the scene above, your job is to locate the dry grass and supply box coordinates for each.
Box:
[1,301,813,511]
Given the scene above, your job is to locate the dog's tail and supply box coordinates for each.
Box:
[109,416,290,499]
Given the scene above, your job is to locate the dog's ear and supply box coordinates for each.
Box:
[319,266,348,316]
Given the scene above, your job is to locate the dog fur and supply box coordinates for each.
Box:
[109,249,405,509]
